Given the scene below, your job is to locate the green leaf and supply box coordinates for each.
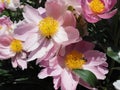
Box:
[15,78,28,82]
[112,67,120,70]
[0,69,11,76]
[73,69,98,87]
[107,47,120,63]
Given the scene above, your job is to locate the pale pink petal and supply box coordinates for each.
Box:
[84,50,106,66]
[14,23,38,41]
[38,7,46,14]
[83,66,106,80]
[23,33,40,52]
[17,59,27,70]
[38,68,50,79]
[11,58,18,68]
[53,76,61,90]
[53,27,68,43]
[64,26,81,45]
[97,65,108,75]
[37,7,46,16]
[38,65,62,79]
[27,40,54,61]
[59,26,81,56]
[61,69,78,90]
[0,46,15,59]
[23,5,42,23]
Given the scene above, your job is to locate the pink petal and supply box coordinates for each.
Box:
[83,66,106,80]
[45,0,66,19]
[104,0,117,11]
[53,76,61,90]
[62,11,76,27]
[74,41,95,53]
[98,9,117,19]
[23,5,42,23]
[14,23,38,41]
[84,13,101,23]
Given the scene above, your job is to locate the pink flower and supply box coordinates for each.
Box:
[0,16,13,35]
[0,34,28,70]
[14,4,80,62]
[80,0,117,23]
[38,40,108,90]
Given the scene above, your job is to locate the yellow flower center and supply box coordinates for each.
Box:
[0,0,10,3]
[10,39,23,53]
[89,0,105,14]
[0,25,2,30]
[65,50,86,70]
[0,0,4,2]
[38,17,59,38]
[6,0,10,4]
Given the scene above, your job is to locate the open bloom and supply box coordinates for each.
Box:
[0,15,13,35]
[14,4,79,62]
[0,34,28,70]
[38,40,108,90]
[80,0,117,23]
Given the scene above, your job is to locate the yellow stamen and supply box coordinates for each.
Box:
[0,0,4,3]
[0,0,10,3]
[65,50,86,70]
[89,0,105,14]
[10,39,23,53]
[6,0,10,4]
[0,25,2,30]
[38,17,59,38]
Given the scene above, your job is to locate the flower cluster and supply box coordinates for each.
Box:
[0,0,118,90]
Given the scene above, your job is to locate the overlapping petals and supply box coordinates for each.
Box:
[38,40,108,90]
[14,4,80,62]
[0,34,28,70]
[80,0,117,23]
[0,16,13,35]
